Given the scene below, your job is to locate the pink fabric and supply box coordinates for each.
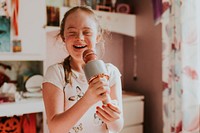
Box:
[162,0,200,132]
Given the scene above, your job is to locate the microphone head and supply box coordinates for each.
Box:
[83,49,97,63]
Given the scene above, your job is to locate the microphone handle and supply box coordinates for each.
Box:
[83,60,111,104]
[103,90,111,104]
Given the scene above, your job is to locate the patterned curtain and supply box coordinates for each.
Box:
[162,0,200,133]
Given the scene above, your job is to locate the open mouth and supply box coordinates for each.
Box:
[73,45,87,49]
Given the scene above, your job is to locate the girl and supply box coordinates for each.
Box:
[42,6,124,133]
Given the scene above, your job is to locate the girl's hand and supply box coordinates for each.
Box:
[83,77,110,106]
[96,101,121,123]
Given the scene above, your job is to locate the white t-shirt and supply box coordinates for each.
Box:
[43,63,121,133]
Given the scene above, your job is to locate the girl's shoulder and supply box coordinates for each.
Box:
[105,63,121,87]
[45,63,65,81]
[43,63,66,90]
[47,63,64,72]
[105,63,120,74]
[105,63,121,78]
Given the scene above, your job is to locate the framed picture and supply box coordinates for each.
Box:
[46,6,60,26]
[116,3,130,14]
[0,0,11,52]
[96,5,112,12]
[115,0,135,14]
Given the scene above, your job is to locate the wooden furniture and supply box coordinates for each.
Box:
[121,92,144,133]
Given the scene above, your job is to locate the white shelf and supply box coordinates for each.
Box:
[122,91,144,102]
[45,7,136,37]
[0,53,45,61]
[94,11,136,37]
[0,98,44,117]
[45,26,60,32]
[122,92,144,133]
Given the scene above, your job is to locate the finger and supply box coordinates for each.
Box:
[97,106,117,122]
[95,86,108,96]
[107,103,121,114]
[96,110,110,123]
[90,80,109,91]
[94,83,110,96]
[90,77,108,85]
[99,77,108,82]
[96,107,113,122]
[102,104,120,119]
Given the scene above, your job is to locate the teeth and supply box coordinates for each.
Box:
[76,45,84,48]
[74,45,86,48]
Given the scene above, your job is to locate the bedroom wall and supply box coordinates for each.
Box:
[123,0,163,133]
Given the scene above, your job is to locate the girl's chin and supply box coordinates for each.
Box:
[71,54,84,61]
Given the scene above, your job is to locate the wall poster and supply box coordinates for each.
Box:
[0,0,11,52]
[46,0,62,27]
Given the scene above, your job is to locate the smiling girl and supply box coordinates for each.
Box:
[42,6,124,133]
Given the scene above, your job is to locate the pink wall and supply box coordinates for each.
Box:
[102,33,124,85]
[123,0,163,133]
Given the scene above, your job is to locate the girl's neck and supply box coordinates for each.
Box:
[70,58,84,73]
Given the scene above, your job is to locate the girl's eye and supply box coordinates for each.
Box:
[83,31,92,36]
[68,32,77,36]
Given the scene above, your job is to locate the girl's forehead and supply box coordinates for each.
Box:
[67,10,94,21]
[65,10,97,28]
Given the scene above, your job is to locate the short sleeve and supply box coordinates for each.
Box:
[106,63,121,87]
[42,64,66,90]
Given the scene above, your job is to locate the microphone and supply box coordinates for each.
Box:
[82,49,111,104]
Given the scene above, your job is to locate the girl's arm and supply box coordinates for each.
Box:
[42,77,110,133]
[96,75,124,132]
[42,83,90,133]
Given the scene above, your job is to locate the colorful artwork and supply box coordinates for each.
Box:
[0,16,10,52]
[0,0,11,52]
[46,0,62,26]
[46,6,60,26]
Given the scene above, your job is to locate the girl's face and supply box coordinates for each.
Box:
[63,10,99,62]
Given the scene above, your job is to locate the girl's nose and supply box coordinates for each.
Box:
[76,33,84,41]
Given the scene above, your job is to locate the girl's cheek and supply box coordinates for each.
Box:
[65,36,72,40]
[65,37,74,42]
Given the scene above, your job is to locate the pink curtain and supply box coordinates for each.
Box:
[162,0,200,132]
